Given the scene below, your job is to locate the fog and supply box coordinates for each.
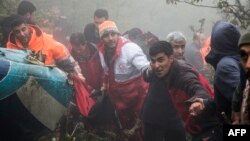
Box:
[31,0,221,41]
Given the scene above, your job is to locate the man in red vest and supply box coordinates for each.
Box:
[98,20,149,141]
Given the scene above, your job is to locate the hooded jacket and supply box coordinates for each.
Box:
[7,24,69,65]
[205,20,241,118]
[7,24,82,76]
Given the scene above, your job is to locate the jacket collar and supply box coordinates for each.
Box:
[8,24,42,48]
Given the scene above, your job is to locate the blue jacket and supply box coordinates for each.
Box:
[205,20,241,118]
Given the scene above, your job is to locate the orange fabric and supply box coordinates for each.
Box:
[7,25,69,65]
[98,21,117,32]
[200,36,211,65]
[98,20,119,37]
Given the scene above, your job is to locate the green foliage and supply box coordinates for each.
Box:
[166,0,178,4]
[166,0,203,4]
[190,0,203,4]
[217,0,250,29]
[217,0,229,8]
[0,0,19,45]
[166,0,250,29]
[0,0,19,16]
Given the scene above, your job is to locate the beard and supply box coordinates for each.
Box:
[18,33,31,47]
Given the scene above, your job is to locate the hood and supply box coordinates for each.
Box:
[205,20,240,68]
[8,24,42,46]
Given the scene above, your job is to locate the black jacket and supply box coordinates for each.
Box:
[142,60,219,135]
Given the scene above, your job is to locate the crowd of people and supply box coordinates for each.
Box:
[1,1,250,141]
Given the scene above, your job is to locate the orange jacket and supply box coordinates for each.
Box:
[200,36,211,65]
[7,24,69,65]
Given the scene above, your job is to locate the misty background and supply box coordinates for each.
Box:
[30,0,221,41]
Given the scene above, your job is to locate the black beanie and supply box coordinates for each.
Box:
[238,27,250,48]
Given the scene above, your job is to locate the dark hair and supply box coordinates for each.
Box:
[10,14,27,29]
[17,1,36,16]
[127,28,143,41]
[84,23,99,43]
[94,9,109,19]
[70,32,86,47]
[142,32,159,46]
[149,41,173,57]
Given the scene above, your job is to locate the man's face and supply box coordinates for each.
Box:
[13,23,31,45]
[102,32,119,48]
[23,12,32,21]
[150,52,173,78]
[94,16,106,29]
[72,43,87,54]
[196,33,206,48]
[170,40,186,59]
[240,44,250,78]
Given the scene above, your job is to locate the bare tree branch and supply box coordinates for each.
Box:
[166,0,250,29]
[178,0,218,8]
